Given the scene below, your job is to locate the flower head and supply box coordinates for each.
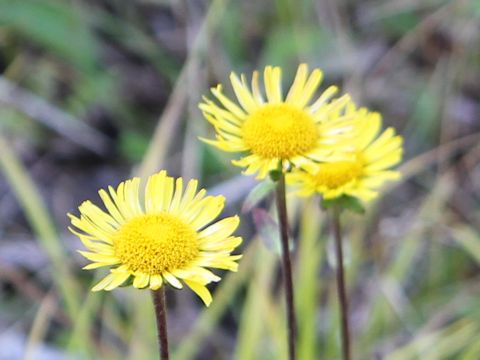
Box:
[288,107,403,202]
[69,171,242,306]
[199,64,357,179]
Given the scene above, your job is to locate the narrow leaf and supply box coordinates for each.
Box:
[242,179,275,213]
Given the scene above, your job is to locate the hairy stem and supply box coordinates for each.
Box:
[275,171,297,360]
[332,206,351,360]
[152,287,169,360]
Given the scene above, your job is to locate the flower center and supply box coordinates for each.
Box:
[113,213,199,274]
[242,104,318,159]
[314,158,364,189]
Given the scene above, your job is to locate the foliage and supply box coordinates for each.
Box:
[1,0,480,359]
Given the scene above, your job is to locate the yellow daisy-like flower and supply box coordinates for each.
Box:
[199,64,357,179]
[68,170,242,306]
[288,107,403,202]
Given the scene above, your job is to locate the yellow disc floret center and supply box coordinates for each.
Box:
[113,213,198,274]
[314,158,364,189]
[242,104,318,159]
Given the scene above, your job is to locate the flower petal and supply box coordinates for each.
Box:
[184,280,212,306]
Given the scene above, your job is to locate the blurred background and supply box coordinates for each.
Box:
[1,0,480,359]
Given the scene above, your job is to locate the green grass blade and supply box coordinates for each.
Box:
[0,134,80,319]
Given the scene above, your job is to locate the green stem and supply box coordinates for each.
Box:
[152,287,169,360]
[275,171,297,360]
[332,206,351,360]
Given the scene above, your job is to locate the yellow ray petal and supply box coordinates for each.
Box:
[160,176,174,211]
[189,196,225,230]
[184,280,212,306]
[124,177,142,217]
[92,274,115,292]
[250,71,264,104]
[176,178,198,214]
[211,85,247,119]
[104,271,130,291]
[296,69,323,108]
[108,182,134,220]
[198,216,240,242]
[264,66,283,103]
[309,85,339,112]
[145,170,166,212]
[99,189,125,224]
[133,273,150,289]
[230,73,258,113]
[83,262,116,270]
[199,236,242,251]
[78,201,118,230]
[286,64,308,104]
[78,251,119,264]
[149,275,163,290]
[163,272,183,289]
[169,177,184,213]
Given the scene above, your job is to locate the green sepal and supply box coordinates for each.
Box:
[321,194,366,214]
[119,275,134,288]
[269,169,282,182]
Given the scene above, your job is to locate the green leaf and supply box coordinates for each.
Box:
[451,226,480,265]
[321,194,366,214]
[380,10,419,37]
[261,24,333,70]
[471,0,480,18]
[252,208,281,254]
[0,0,99,71]
[252,208,294,254]
[242,179,275,213]
[119,130,150,163]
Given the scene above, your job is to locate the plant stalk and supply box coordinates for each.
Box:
[152,287,169,360]
[275,171,297,360]
[332,206,351,360]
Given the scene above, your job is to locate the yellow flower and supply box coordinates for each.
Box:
[288,107,403,202]
[199,64,357,179]
[68,170,242,306]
